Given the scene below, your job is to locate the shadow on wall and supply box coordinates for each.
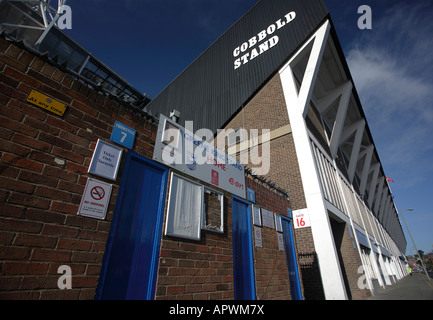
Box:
[298,252,325,300]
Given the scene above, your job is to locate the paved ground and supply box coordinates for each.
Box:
[362,273,433,300]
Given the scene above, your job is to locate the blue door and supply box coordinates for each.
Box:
[231,195,256,300]
[281,215,303,300]
[96,152,169,300]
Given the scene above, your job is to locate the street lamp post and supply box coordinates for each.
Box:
[399,209,430,281]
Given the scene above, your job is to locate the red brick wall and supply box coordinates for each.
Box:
[156,228,235,299]
[331,221,371,299]
[0,37,306,301]
[294,228,325,300]
[221,74,307,210]
[155,180,235,300]
[0,38,156,299]
[246,176,301,300]
[155,173,301,300]
[221,72,322,299]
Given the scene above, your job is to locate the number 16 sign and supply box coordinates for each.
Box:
[293,208,311,229]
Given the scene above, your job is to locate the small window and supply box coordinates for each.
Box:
[202,188,224,233]
[165,174,225,240]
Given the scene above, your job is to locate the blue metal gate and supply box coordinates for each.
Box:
[281,214,303,300]
[96,152,169,300]
[231,195,256,300]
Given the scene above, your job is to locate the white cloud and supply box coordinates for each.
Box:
[345,1,433,188]
[347,47,433,130]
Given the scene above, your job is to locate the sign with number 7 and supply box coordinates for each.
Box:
[110,121,137,149]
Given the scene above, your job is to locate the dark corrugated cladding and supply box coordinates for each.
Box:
[146,0,329,133]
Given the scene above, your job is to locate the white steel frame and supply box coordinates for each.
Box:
[279,20,407,299]
[1,0,68,45]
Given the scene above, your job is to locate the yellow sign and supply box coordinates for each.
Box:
[26,90,67,117]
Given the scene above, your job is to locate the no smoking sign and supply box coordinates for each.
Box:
[91,186,105,201]
[78,178,112,220]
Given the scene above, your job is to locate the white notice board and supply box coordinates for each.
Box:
[78,178,112,220]
[252,205,261,226]
[261,209,275,229]
[275,214,282,232]
[153,115,246,198]
[88,139,123,181]
[278,233,285,251]
[254,226,263,247]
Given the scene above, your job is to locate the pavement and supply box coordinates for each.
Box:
[361,272,433,300]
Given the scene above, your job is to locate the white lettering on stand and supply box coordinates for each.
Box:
[233,11,296,70]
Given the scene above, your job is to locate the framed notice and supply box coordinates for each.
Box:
[254,226,263,247]
[252,205,261,226]
[275,214,282,232]
[88,139,123,181]
[261,209,275,229]
[165,173,203,241]
[277,233,285,251]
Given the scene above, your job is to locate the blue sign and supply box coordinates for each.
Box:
[287,207,293,220]
[247,188,256,203]
[110,121,136,149]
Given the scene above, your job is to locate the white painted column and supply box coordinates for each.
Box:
[367,163,380,208]
[359,145,374,195]
[345,120,365,182]
[373,178,384,214]
[279,20,348,300]
[316,81,352,159]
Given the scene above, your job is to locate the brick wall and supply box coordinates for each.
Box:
[0,38,156,299]
[330,220,371,299]
[246,176,300,300]
[154,172,301,300]
[221,72,323,298]
[295,228,325,300]
[221,74,306,210]
[0,36,311,301]
[155,178,235,300]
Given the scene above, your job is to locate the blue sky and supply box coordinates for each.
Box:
[64,0,433,256]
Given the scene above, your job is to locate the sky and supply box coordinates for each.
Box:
[63,0,433,256]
